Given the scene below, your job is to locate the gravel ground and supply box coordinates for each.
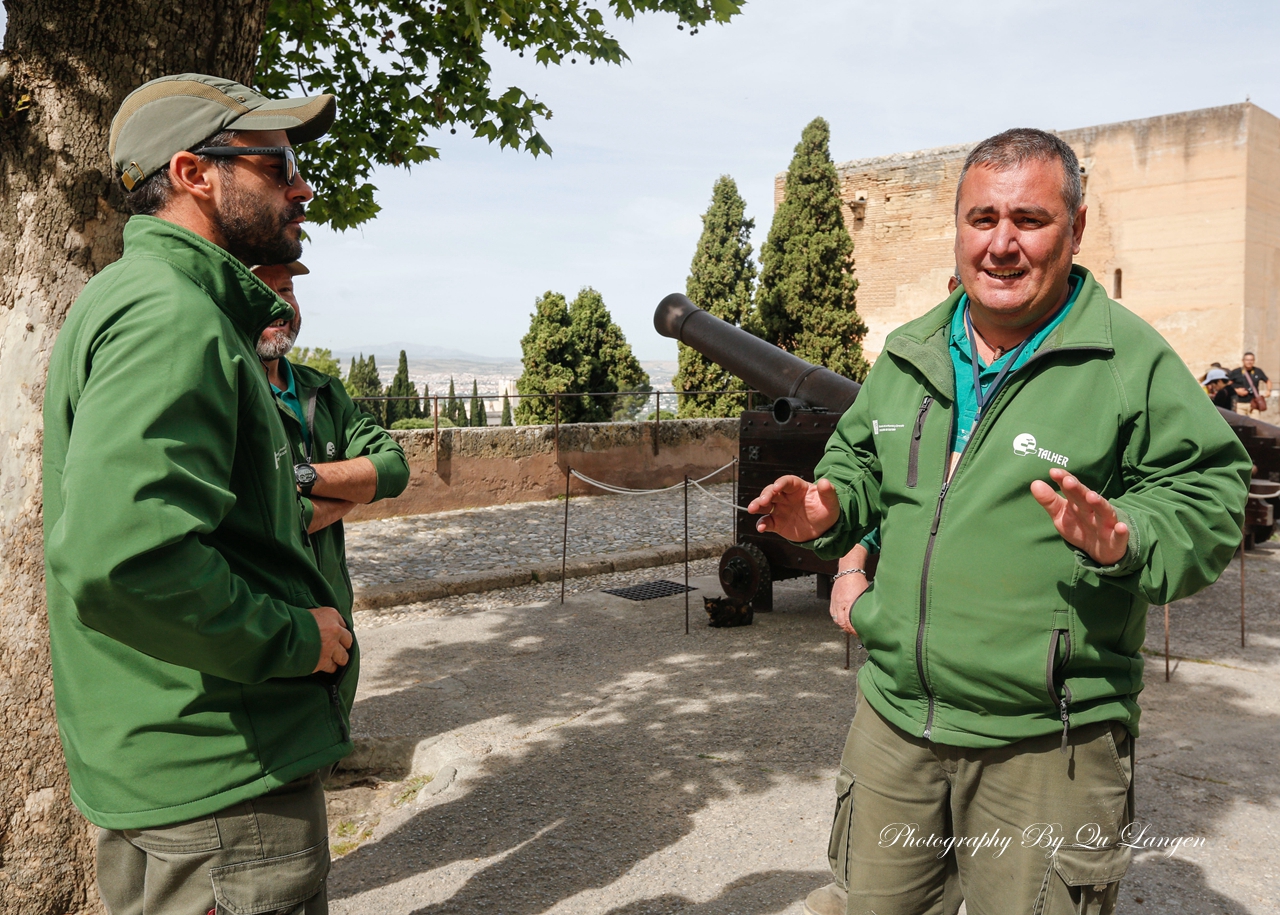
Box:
[327,548,1280,915]
[345,484,739,588]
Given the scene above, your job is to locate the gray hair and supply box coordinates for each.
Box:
[955,128,1083,221]
[123,129,238,216]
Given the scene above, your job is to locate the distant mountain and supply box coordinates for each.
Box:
[333,342,517,364]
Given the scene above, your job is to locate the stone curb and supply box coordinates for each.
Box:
[352,539,733,613]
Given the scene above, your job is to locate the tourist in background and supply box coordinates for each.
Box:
[1205,367,1237,410]
[1230,352,1271,415]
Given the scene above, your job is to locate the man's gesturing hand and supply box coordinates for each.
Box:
[308,606,353,674]
[748,475,840,542]
[1030,468,1129,566]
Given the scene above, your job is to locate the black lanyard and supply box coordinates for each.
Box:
[964,305,1035,429]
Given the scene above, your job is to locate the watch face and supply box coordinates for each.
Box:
[295,463,318,486]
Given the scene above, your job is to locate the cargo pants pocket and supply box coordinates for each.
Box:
[210,839,330,915]
[826,766,855,892]
[1035,844,1131,915]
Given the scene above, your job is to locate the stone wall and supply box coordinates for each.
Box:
[777,103,1280,380]
[346,418,740,520]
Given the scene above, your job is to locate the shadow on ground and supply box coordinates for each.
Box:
[329,546,1280,914]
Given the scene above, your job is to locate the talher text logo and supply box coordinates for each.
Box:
[1013,432,1070,468]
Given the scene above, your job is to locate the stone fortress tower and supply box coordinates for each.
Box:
[777,103,1280,380]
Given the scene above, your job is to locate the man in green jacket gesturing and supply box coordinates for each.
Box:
[752,129,1250,915]
[252,261,409,612]
[44,75,356,913]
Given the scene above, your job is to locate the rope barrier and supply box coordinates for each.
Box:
[691,477,752,513]
[568,460,737,496]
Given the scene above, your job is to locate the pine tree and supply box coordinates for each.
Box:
[756,117,868,382]
[568,287,651,422]
[676,175,758,418]
[515,291,579,424]
[287,346,342,379]
[500,392,513,426]
[469,380,488,426]
[385,350,420,426]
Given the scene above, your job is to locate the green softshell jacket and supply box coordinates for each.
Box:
[43,216,355,829]
[811,266,1250,747]
[278,360,409,613]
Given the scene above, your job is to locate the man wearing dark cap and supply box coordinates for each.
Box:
[44,74,351,913]
[252,261,409,614]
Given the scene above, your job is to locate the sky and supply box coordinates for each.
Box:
[7,1,1280,360]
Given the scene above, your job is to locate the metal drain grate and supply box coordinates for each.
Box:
[603,580,696,601]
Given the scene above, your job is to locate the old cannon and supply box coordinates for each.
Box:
[656,292,1280,610]
[654,293,861,611]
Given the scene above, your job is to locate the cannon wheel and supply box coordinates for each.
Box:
[719,542,773,612]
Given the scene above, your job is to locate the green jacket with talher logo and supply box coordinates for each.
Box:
[809,265,1250,747]
[274,359,410,614]
[43,216,356,829]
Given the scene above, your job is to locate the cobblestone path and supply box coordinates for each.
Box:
[344,483,738,589]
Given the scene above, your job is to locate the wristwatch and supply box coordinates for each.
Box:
[294,462,318,497]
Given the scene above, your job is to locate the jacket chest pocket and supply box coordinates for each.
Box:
[906,396,934,488]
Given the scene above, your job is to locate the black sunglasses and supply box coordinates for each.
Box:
[192,146,300,185]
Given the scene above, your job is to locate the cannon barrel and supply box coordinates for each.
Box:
[654,293,860,413]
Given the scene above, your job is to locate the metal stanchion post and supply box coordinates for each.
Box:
[433,396,440,474]
[561,466,571,605]
[684,474,690,635]
[1164,603,1170,682]
[554,394,560,463]
[1240,533,1246,648]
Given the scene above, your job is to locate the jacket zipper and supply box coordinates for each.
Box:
[911,341,1110,742]
[1046,628,1073,754]
[329,683,350,743]
[915,407,955,740]
[906,396,933,488]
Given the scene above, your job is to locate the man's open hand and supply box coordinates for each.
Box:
[1030,468,1129,566]
[308,606,352,674]
[748,475,840,542]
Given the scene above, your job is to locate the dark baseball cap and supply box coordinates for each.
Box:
[110,73,336,191]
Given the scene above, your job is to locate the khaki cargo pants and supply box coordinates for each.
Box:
[96,771,330,915]
[827,697,1133,915]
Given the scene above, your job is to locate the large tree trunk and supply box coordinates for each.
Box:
[0,3,269,911]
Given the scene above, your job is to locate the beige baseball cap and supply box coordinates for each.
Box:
[110,73,336,191]
[252,262,310,277]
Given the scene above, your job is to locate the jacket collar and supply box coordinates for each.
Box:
[121,215,294,342]
[884,264,1115,401]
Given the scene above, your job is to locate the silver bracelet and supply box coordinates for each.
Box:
[833,568,867,581]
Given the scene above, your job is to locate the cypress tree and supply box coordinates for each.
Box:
[756,117,868,381]
[500,392,513,426]
[445,377,461,425]
[515,291,578,424]
[385,350,420,426]
[345,354,385,426]
[568,287,650,422]
[676,175,757,418]
[469,379,487,426]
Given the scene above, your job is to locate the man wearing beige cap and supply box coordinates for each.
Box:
[44,74,351,913]
[252,261,409,619]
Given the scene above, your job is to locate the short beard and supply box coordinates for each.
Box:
[215,176,306,266]
[257,319,301,361]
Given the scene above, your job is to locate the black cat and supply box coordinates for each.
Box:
[704,596,754,628]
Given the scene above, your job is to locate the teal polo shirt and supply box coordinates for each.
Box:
[270,358,312,458]
[948,274,1082,453]
[859,275,1083,556]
